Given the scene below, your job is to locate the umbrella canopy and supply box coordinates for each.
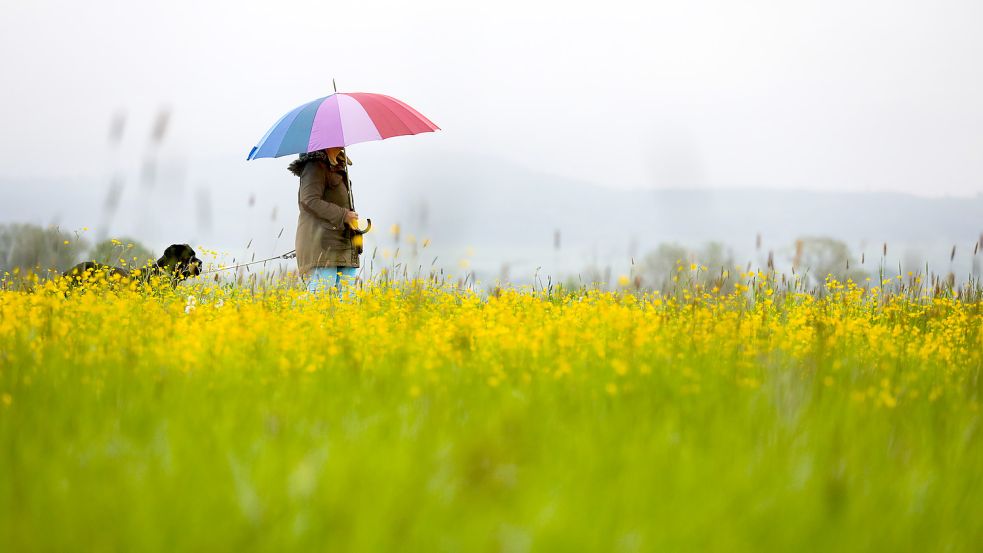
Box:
[247,92,439,160]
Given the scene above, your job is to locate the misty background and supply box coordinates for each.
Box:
[2,0,982,283]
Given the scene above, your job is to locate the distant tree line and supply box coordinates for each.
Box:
[577,237,870,292]
[0,223,153,278]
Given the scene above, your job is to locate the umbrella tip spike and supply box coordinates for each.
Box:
[332,78,337,93]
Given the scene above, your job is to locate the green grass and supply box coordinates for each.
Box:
[1,281,981,551]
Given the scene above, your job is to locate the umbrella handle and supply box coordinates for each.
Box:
[346,218,372,236]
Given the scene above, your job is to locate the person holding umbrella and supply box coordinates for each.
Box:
[247,88,440,295]
[288,147,359,294]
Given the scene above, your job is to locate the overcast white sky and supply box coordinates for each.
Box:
[1,0,982,196]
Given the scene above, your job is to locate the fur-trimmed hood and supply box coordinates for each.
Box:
[287,149,352,176]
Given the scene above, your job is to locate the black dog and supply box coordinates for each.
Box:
[67,244,202,284]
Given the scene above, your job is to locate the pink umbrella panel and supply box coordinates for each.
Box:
[247,92,440,160]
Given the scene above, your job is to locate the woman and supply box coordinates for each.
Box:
[288,147,360,294]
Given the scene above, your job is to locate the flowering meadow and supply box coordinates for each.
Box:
[1,270,982,551]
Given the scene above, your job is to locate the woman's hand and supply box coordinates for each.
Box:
[344,210,360,227]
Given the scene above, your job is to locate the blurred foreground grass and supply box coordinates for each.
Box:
[1,273,981,551]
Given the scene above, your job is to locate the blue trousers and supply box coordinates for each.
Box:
[306,266,358,295]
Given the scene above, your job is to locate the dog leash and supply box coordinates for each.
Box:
[200,250,297,275]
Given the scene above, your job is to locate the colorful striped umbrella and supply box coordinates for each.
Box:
[247,92,439,160]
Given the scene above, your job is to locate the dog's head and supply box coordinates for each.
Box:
[156,244,202,280]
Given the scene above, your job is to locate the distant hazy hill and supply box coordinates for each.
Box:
[2,152,981,280]
[386,154,983,277]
